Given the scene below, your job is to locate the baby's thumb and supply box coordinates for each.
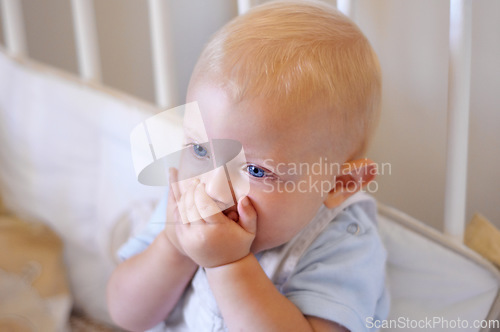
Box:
[237,196,257,235]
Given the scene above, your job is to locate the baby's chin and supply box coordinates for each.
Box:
[251,229,303,254]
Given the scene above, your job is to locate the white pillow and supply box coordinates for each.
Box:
[0,51,180,324]
[377,204,500,332]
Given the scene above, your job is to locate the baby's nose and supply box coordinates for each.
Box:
[200,166,235,211]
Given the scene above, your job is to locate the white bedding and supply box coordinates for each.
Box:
[0,50,174,324]
[378,204,500,332]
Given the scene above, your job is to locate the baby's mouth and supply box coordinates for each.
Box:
[223,206,239,222]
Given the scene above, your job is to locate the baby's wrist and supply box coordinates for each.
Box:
[157,231,195,266]
[205,252,254,271]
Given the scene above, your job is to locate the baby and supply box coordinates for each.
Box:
[107,1,389,331]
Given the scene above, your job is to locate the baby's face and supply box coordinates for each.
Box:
[178,80,340,252]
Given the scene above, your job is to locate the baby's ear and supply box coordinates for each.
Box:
[323,158,377,209]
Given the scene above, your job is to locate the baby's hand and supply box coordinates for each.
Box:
[164,168,190,258]
[175,178,257,268]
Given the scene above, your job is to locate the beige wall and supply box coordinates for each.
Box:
[0,4,3,45]
[3,0,499,231]
[21,0,78,75]
[358,0,500,232]
[359,0,449,230]
[16,0,237,103]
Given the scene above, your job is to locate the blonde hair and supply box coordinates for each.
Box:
[190,0,381,160]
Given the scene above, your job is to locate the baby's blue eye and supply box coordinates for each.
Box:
[247,165,266,178]
[192,144,208,158]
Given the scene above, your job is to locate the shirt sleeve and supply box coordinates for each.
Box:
[281,203,390,332]
[117,190,169,261]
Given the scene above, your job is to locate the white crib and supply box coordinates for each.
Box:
[0,0,499,331]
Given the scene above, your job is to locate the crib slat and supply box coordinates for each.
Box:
[70,0,101,82]
[148,0,176,109]
[444,0,472,243]
[237,0,252,15]
[337,0,356,20]
[0,0,26,56]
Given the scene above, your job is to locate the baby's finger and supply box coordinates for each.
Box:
[169,168,181,200]
[237,196,257,235]
[169,167,179,184]
[167,168,181,225]
[167,194,180,225]
[168,169,183,218]
[177,184,189,224]
[185,178,202,223]
[194,183,226,223]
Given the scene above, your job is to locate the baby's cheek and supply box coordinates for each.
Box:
[230,178,250,203]
[252,213,282,248]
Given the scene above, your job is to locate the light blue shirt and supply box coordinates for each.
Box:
[118,191,389,331]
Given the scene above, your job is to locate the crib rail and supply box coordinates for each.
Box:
[0,0,25,56]
[0,0,472,244]
[444,0,472,243]
[148,0,176,108]
[70,0,101,82]
[336,0,357,20]
[238,0,252,15]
